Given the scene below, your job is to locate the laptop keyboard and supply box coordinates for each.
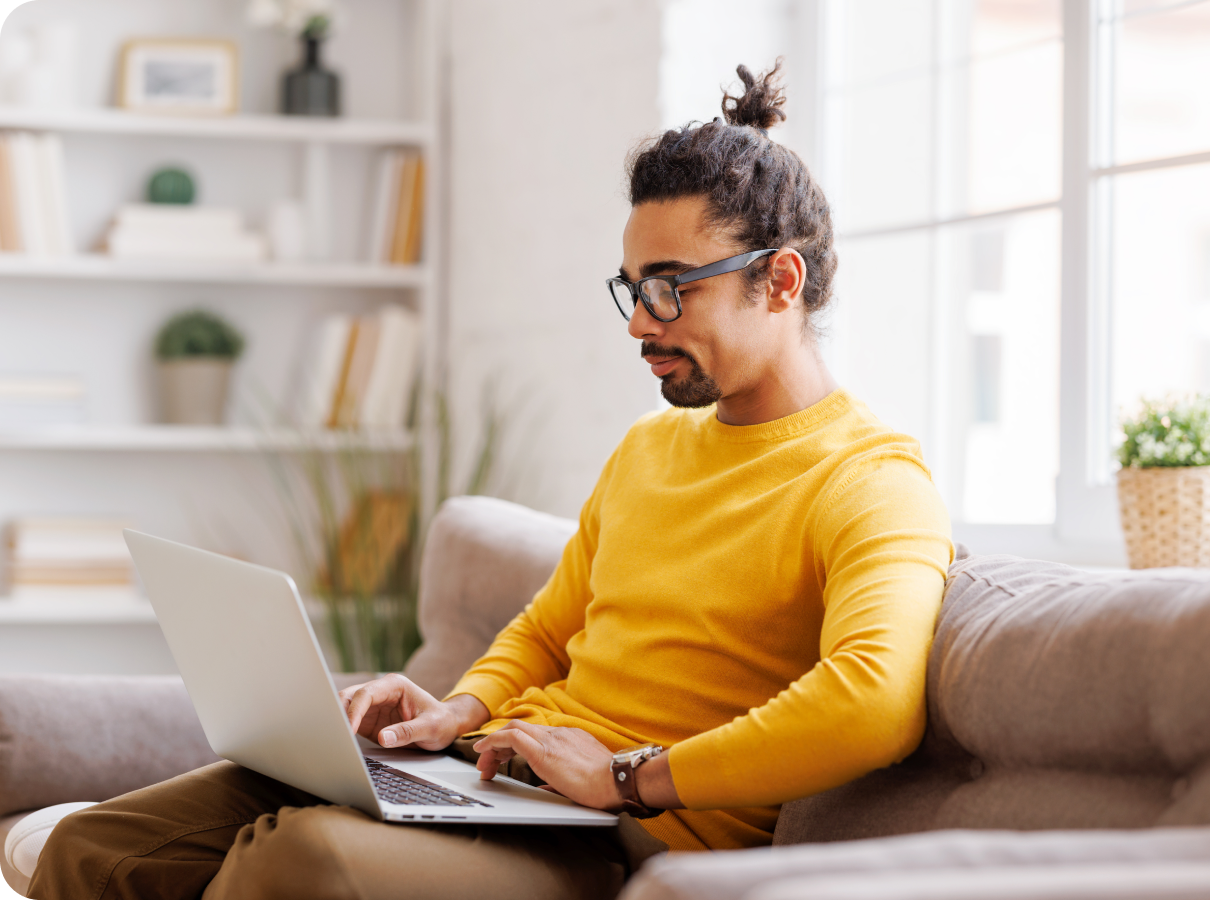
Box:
[364,758,492,808]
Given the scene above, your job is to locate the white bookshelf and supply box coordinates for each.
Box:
[0,255,429,289]
[0,0,442,676]
[0,426,415,452]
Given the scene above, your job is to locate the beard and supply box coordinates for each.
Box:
[641,342,722,408]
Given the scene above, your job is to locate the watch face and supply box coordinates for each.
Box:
[615,743,662,765]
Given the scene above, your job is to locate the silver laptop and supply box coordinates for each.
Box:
[124,529,617,827]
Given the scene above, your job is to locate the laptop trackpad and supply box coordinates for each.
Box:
[436,772,579,806]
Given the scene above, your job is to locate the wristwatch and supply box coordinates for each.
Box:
[610,743,664,819]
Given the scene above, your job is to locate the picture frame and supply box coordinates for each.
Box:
[119,39,239,115]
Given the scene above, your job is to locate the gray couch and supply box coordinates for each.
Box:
[4,495,1210,898]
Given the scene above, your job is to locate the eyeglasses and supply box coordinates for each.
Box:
[606,249,779,323]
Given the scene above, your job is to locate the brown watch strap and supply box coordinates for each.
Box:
[610,757,660,819]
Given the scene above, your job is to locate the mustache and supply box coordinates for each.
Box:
[640,342,693,363]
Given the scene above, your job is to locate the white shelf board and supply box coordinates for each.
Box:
[0,594,331,626]
[0,426,415,453]
[0,106,433,147]
[0,254,427,289]
[0,594,158,624]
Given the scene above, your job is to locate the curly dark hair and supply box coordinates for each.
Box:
[626,60,838,335]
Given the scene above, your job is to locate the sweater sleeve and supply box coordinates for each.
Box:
[444,453,615,716]
[666,449,953,810]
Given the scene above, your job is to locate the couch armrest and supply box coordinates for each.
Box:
[619,828,1210,900]
[0,811,33,896]
[403,496,576,698]
[0,670,373,821]
[0,675,219,817]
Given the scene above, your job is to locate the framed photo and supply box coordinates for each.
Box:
[119,39,239,115]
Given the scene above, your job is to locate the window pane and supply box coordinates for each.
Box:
[1113,1,1210,164]
[831,232,933,445]
[836,76,933,232]
[834,0,934,86]
[1122,0,1202,14]
[825,0,1062,524]
[829,209,1059,524]
[830,0,1060,231]
[1111,163,1210,415]
[957,209,1061,523]
[971,0,1061,55]
[966,38,1062,212]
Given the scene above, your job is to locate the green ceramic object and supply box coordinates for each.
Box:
[147,168,196,205]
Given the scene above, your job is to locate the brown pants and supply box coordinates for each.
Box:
[28,749,668,900]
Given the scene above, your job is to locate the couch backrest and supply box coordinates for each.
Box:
[403,495,576,698]
[775,554,1210,843]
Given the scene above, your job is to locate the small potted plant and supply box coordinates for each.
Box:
[155,310,245,426]
[1116,395,1210,568]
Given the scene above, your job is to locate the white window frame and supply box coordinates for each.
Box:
[799,0,1210,565]
[1060,0,1210,563]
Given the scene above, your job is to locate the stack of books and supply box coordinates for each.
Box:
[0,131,73,256]
[0,375,85,428]
[6,518,134,598]
[367,150,424,265]
[296,304,421,430]
[105,204,268,262]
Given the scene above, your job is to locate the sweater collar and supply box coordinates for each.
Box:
[701,389,853,443]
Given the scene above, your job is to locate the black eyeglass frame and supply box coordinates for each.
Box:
[607,248,779,323]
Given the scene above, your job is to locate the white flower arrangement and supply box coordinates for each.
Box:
[1118,395,1210,469]
[247,0,341,38]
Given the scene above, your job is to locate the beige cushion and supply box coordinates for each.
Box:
[775,555,1210,844]
[747,863,1210,900]
[0,671,374,823]
[621,827,1210,900]
[0,675,219,819]
[932,557,1210,772]
[404,495,576,698]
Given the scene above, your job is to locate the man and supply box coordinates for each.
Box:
[32,63,950,900]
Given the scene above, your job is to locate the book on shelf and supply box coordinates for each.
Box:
[0,375,85,427]
[367,149,424,266]
[105,203,268,262]
[297,317,354,429]
[5,517,134,598]
[332,317,381,428]
[296,305,420,432]
[0,130,74,257]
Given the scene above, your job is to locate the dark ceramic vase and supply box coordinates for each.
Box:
[282,36,341,117]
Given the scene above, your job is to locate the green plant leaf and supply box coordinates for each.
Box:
[156,310,245,360]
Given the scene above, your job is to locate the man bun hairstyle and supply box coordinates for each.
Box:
[627,60,837,336]
[722,63,787,132]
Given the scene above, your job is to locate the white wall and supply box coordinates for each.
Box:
[444,0,663,519]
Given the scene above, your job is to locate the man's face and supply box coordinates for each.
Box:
[619,196,767,408]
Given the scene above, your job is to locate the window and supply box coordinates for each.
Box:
[819,0,1210,559]
[1091,0,1210,476]
[658,1,1210,560]
[820,0,1063,528]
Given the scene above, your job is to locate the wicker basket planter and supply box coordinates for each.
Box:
[1117,465,1210,568]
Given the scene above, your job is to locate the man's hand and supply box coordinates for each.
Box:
[472,722,624,811]
[340,674,489,751]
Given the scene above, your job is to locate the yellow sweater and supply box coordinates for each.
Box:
[448,389,952,852]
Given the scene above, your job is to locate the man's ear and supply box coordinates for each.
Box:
[766,248,806,313]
